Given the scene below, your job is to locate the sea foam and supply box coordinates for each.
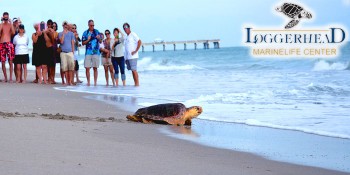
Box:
[313,60,349,71]
[138,57,202,71]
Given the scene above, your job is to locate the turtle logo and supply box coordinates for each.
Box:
[276,3,312,29]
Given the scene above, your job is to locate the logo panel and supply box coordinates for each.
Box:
[243,2,347,58]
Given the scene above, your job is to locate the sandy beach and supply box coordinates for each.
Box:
[0,82,348,175]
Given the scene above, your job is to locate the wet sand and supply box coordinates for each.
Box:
[0,82,348,175]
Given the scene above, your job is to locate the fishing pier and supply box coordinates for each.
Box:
[142,39,220,52]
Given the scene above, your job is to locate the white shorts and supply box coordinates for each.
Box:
[84,55,99,68]
[60,52,75,71]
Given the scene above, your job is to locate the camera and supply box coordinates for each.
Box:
[40,22,47,31]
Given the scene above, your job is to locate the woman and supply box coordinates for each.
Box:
[72,24,83,83]
[110,28,125,86]
[32,22,48,84]
[100,29,115,86]
[13,24,29,83]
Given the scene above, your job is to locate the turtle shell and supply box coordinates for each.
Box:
[281,3,303,18]
[135,103,187,121]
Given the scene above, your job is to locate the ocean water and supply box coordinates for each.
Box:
[56,43,350,139]
[53,44,350,171]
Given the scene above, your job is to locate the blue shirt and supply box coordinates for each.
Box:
[82,29,100,55]
[58,31,75,53]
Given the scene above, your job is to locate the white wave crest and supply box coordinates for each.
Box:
[233,119,350,139]
[185,91,275,105]
[138,57,202,71]
[312,60,349,71]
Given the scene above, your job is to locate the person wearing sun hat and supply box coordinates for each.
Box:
[12,17,21,40]
[13,24,29,83]
[12,17,21,78]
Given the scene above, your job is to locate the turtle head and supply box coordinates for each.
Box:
[185,106,203,120]
[275,7,283,12]
[300,10,312,19]
[276,3,288,12]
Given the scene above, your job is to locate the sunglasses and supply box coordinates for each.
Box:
[105,33,110,35]
[123,26,129,29]
[72,28,76,29]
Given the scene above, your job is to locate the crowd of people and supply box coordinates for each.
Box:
[0,12,142,86]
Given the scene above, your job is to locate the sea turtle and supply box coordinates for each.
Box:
[126,103,202,126]
[276,3,312,29]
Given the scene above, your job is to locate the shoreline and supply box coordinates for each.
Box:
[161,119,350,173]
[0,82,349,174]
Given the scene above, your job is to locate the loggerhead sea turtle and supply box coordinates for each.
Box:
[276,3,312,29]
[126,103,202,126]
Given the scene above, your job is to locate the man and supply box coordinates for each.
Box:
[123,23,141,86]
[58,21,75,86]
[45,19,57,84]
[0,12,15,83]
[82,19,101,86]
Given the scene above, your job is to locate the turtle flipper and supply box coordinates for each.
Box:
[142,118,154,124]
[127,115,143,122]
[184,119,192,126]
[164,117,186,125]
[285,19,299,29]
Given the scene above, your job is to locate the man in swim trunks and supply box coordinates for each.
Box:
[0,12,15,82]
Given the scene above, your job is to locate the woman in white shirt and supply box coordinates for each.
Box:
[13,24,29,83]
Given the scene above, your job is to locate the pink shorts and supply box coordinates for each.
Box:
[0,42,15,62]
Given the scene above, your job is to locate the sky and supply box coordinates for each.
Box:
[1,0,349,48]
